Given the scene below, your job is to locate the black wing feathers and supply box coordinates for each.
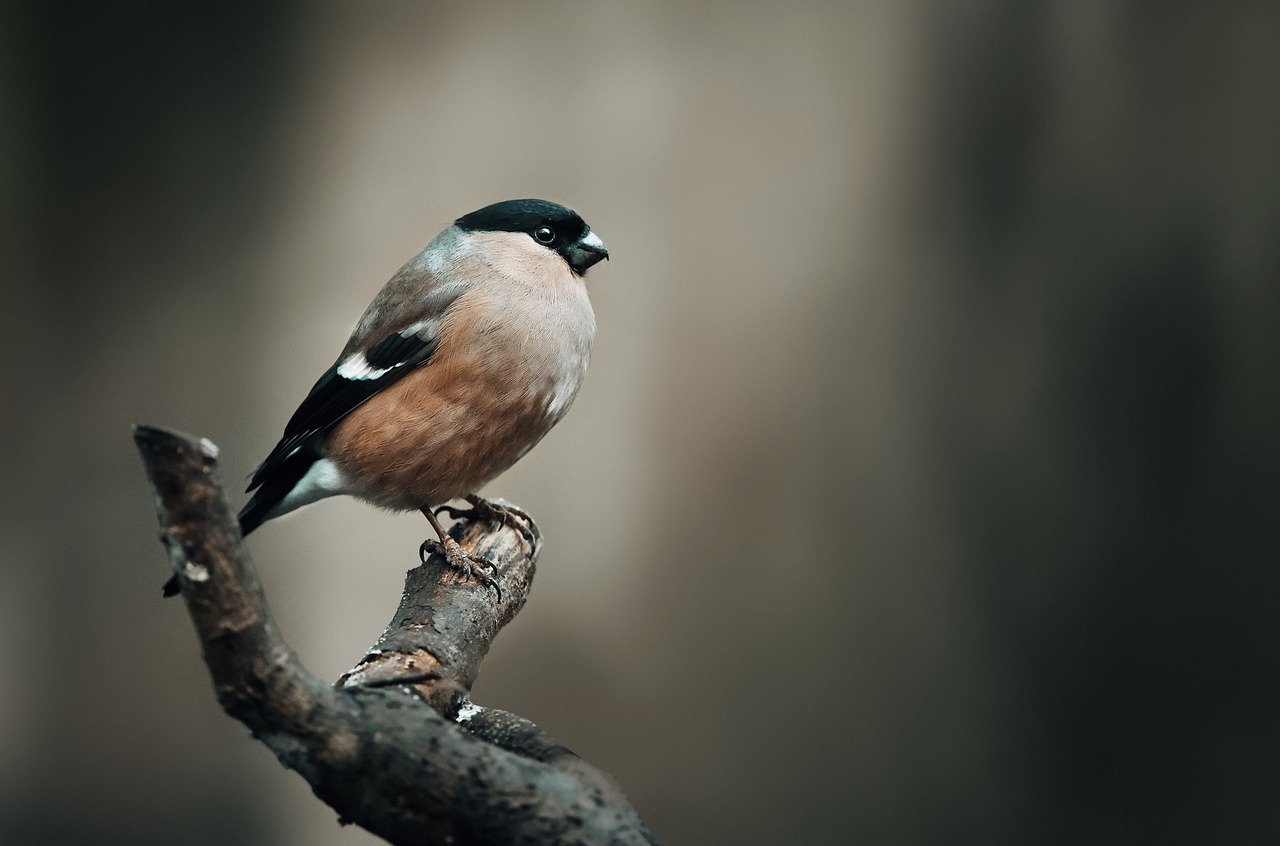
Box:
[240,435,323,534]
[246,329,440,492]
[245,278,469,495]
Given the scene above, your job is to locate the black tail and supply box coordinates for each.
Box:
[160,440,319,598]
[235,490,274,539]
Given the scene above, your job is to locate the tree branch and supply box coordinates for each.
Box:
[134,425,656,845]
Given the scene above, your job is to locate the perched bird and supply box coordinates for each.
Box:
[163,198,607,597]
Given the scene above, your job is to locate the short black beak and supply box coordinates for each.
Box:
[565,230,609,275]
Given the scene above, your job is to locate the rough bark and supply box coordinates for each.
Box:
[134,424,656,845]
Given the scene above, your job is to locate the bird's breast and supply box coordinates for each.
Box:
[326,282,594,509]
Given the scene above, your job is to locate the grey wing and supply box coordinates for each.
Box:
[342,250,467,357]
[247,277,468,492]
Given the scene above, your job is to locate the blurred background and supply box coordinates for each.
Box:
[3,2,1278,843]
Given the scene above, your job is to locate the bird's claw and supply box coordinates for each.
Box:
[421,536,502,601]
[465,496,537,545]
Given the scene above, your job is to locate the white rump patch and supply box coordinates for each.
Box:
[265,458,354,520]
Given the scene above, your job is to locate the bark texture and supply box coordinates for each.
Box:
[134,424,656,845]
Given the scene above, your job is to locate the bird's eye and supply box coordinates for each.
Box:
[534,226,555,244]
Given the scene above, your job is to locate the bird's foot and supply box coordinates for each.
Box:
[419,536,502,601]
[433,497,534,545]
[464,495,537,545]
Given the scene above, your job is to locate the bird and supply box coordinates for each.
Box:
[162,198,607,597]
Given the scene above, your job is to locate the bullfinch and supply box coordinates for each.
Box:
[162,198,607,597]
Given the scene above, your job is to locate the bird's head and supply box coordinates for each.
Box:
[455,199,609,277]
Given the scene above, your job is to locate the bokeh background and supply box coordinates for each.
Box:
[3,2,1278,843]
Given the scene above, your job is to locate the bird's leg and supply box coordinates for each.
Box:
[419,507,501,600]
[463,494,537,545]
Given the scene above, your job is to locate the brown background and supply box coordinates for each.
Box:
[3,2,1278,843]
